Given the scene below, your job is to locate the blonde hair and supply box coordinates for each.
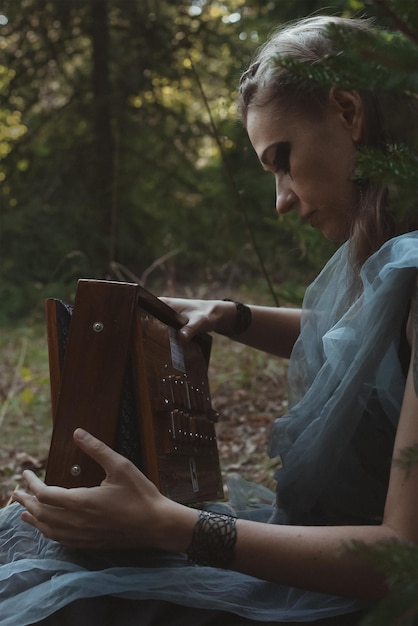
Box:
[238,16,414,270]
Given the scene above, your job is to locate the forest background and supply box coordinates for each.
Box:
[1,0,417,505]
[1,1,418,621]
[1,0,347,322]
[1,0,359,491]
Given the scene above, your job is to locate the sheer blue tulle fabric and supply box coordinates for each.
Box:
[1,232,417,625]
[269,232,418,524]
[0,503,366,625]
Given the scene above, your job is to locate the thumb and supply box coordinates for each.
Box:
[73,428,121,477]
[178,324,196,342]
[177,313,206,341]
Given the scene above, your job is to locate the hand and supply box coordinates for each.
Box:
[12,429,182,550]
[160,297,236,340]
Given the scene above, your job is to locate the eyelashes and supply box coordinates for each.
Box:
[273,142,291,175]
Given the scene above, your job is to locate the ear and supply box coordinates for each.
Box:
[328,87,364,143]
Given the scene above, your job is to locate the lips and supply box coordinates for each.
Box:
[308,212,317,227]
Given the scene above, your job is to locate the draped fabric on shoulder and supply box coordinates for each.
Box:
[1,232,417,625]
[269,232,418,524]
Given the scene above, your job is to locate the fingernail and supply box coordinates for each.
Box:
[12,488,24,500]
[74,428,88,441]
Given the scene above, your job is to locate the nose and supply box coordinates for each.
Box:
[275,177,295,215]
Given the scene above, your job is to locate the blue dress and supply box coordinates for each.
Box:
[1,232,417,625]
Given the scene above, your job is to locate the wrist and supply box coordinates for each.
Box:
[153,499,199,554]
[187,510,238,568]
[219,299,252,337]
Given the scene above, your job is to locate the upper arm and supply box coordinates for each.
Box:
[383,274,418,542]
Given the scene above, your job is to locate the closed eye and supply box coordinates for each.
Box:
[273,142,291,174]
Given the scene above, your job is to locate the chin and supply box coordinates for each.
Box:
[320,224,350,243]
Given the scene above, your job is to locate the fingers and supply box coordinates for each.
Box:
[159,298,197,341]
[12,482,110,547]
[13,431,122,510]
[10,431,169,549]
[12,476,69,536]
[14,471,61,505]
[177,323,197,342]
[176,309,211,341]
[13,431,136,506]
[159,298,233,338]
[72,428,126,478]
[13,471,78,510]
[12,477,39,510]
[160,298,211,338]
[17,468,45,495]
[159,296,184,309]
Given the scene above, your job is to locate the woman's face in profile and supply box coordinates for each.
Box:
[246,93,361,242]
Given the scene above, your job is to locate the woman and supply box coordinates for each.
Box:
[2,15,418,626]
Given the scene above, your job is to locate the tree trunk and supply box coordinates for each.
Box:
[90,0,115,269]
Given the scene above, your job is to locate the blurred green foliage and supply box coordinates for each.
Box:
[0,0,344,321]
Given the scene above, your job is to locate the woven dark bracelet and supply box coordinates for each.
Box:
[223,299,252,336]
[187,510,237,569]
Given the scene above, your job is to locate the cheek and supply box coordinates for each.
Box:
[312,153,354,194]
[302,124,356,183]
[291,135,356,201]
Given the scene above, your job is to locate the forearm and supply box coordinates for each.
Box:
[14,431,398,601]
[160,506,393,600]
[232,519,394,600]
[161,297,301,359]
[220,302,301,359]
